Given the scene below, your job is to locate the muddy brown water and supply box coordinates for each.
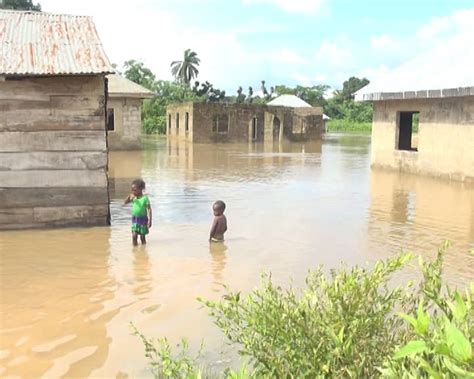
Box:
[1,134,473,378]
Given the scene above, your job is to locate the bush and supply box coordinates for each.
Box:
[135,245,473,378]
[143,115,166,134]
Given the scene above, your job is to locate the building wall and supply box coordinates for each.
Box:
[371,97,474,182]
[0,76,110,229]
[166,102,324,143]
[107,97,142,150]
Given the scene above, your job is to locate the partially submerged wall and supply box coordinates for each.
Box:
[166,102,324,143]
[0,76,110,229]
[371,97,474,182]
[107,97,142,150]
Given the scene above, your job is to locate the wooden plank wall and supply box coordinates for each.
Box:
[0,76,110,229]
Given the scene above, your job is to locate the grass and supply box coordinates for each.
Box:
[327,119,372,133]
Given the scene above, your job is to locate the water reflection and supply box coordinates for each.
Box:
[368,168,474,286]
[0,228,115,378]
[209,242,228,291]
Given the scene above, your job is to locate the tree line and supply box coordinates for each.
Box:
[123,50,373,134]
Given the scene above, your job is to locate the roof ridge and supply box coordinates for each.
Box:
[0,9,91,18]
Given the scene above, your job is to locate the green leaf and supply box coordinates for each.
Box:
[398,312,418,330]
[447,291,467,322]
[443,356,474,378]
[445,321,472,362]
[394,340,427,359]
[415,301,430,335]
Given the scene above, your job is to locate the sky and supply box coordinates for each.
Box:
[39,0,474,95]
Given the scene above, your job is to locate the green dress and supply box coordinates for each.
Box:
[131,195,150,235]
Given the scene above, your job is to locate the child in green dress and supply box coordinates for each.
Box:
[124,178,152,246]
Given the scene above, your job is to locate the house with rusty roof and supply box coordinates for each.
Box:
[0,10,114,229]
[106,74,154,149]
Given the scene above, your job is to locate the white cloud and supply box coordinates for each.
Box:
[243,0,325,14]
[370,34,396,49]
[358,8,474,96]
[316,41,352,67]
[272,48,306,65]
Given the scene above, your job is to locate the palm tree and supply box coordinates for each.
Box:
[170,49,200,85]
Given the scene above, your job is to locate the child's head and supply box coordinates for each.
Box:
[213,200,226,216]
[131,178,146,196]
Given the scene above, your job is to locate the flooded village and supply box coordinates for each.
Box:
[1,2,473,378]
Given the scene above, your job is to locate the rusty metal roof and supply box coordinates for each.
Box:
[0,10,114,76]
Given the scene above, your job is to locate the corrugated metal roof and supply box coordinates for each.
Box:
[107,74,154,98]
[0,10,114,76]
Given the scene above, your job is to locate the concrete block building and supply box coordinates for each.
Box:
[166,95,324,143]
[356,86,474,182]
[106,74,154,150]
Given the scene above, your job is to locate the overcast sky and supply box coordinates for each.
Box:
[40,0,474,94]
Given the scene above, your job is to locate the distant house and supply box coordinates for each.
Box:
[356,86,474,182]
[0,10,114,229]
[106,74,154,150]
[166,95,324,143]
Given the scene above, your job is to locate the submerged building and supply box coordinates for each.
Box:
[356,86,474,182]
[0,10,114,229]
[106,74,154,150]
[166,95,324,143]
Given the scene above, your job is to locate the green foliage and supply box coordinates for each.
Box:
[171,49,200,85]
[0,0,41,10]
[136,244,473,378]
[382,243,474,378]
[132,323,206,378]
[334,76,370,101]
[326,119,372,133]
[274,84,329,107]
[124,60,156,90]
[200,253,414,378]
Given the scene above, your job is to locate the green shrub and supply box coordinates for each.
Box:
[381,246,474,378]
[143,115,167,134]
[135,244,473,378]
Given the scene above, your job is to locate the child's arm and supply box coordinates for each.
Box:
[209,217,218,241]
[147,204,152,228]
[124,194,134,205]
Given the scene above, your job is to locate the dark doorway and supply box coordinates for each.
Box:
[176,113,180,131]
[107,108,115,131]
[168,114,171,132]
[398,112,419,151]
[273,116,281,140]
[251,117,258,140]
[185,112,189,132]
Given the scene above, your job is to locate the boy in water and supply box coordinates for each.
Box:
[124,178,152,246]
[209,200,227,242]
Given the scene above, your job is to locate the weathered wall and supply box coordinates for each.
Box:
[371,97,474,182]
[167,102,194,141]
[107,97,142,150]
[0,76,110,229]
[166,103,324,143]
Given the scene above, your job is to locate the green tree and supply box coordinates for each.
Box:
[274,84,329,107]
[334,76,370,101]
[123,60,156,91]
[171,49,200,86]
[0,0,41,10]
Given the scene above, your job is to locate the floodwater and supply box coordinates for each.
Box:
[1,134,473,378]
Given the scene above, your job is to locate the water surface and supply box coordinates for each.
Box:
[1,135,473,378]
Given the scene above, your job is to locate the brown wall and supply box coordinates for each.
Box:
[166,102,324,143]
[0,76,110,229]
[371,97,474,182]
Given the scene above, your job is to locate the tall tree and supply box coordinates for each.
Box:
[170,49,200,86]
[123,60,156,90]
[1,0,41,10]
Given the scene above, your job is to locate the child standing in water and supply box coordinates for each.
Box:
[209,200,227,242]
[124,178,152,246]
